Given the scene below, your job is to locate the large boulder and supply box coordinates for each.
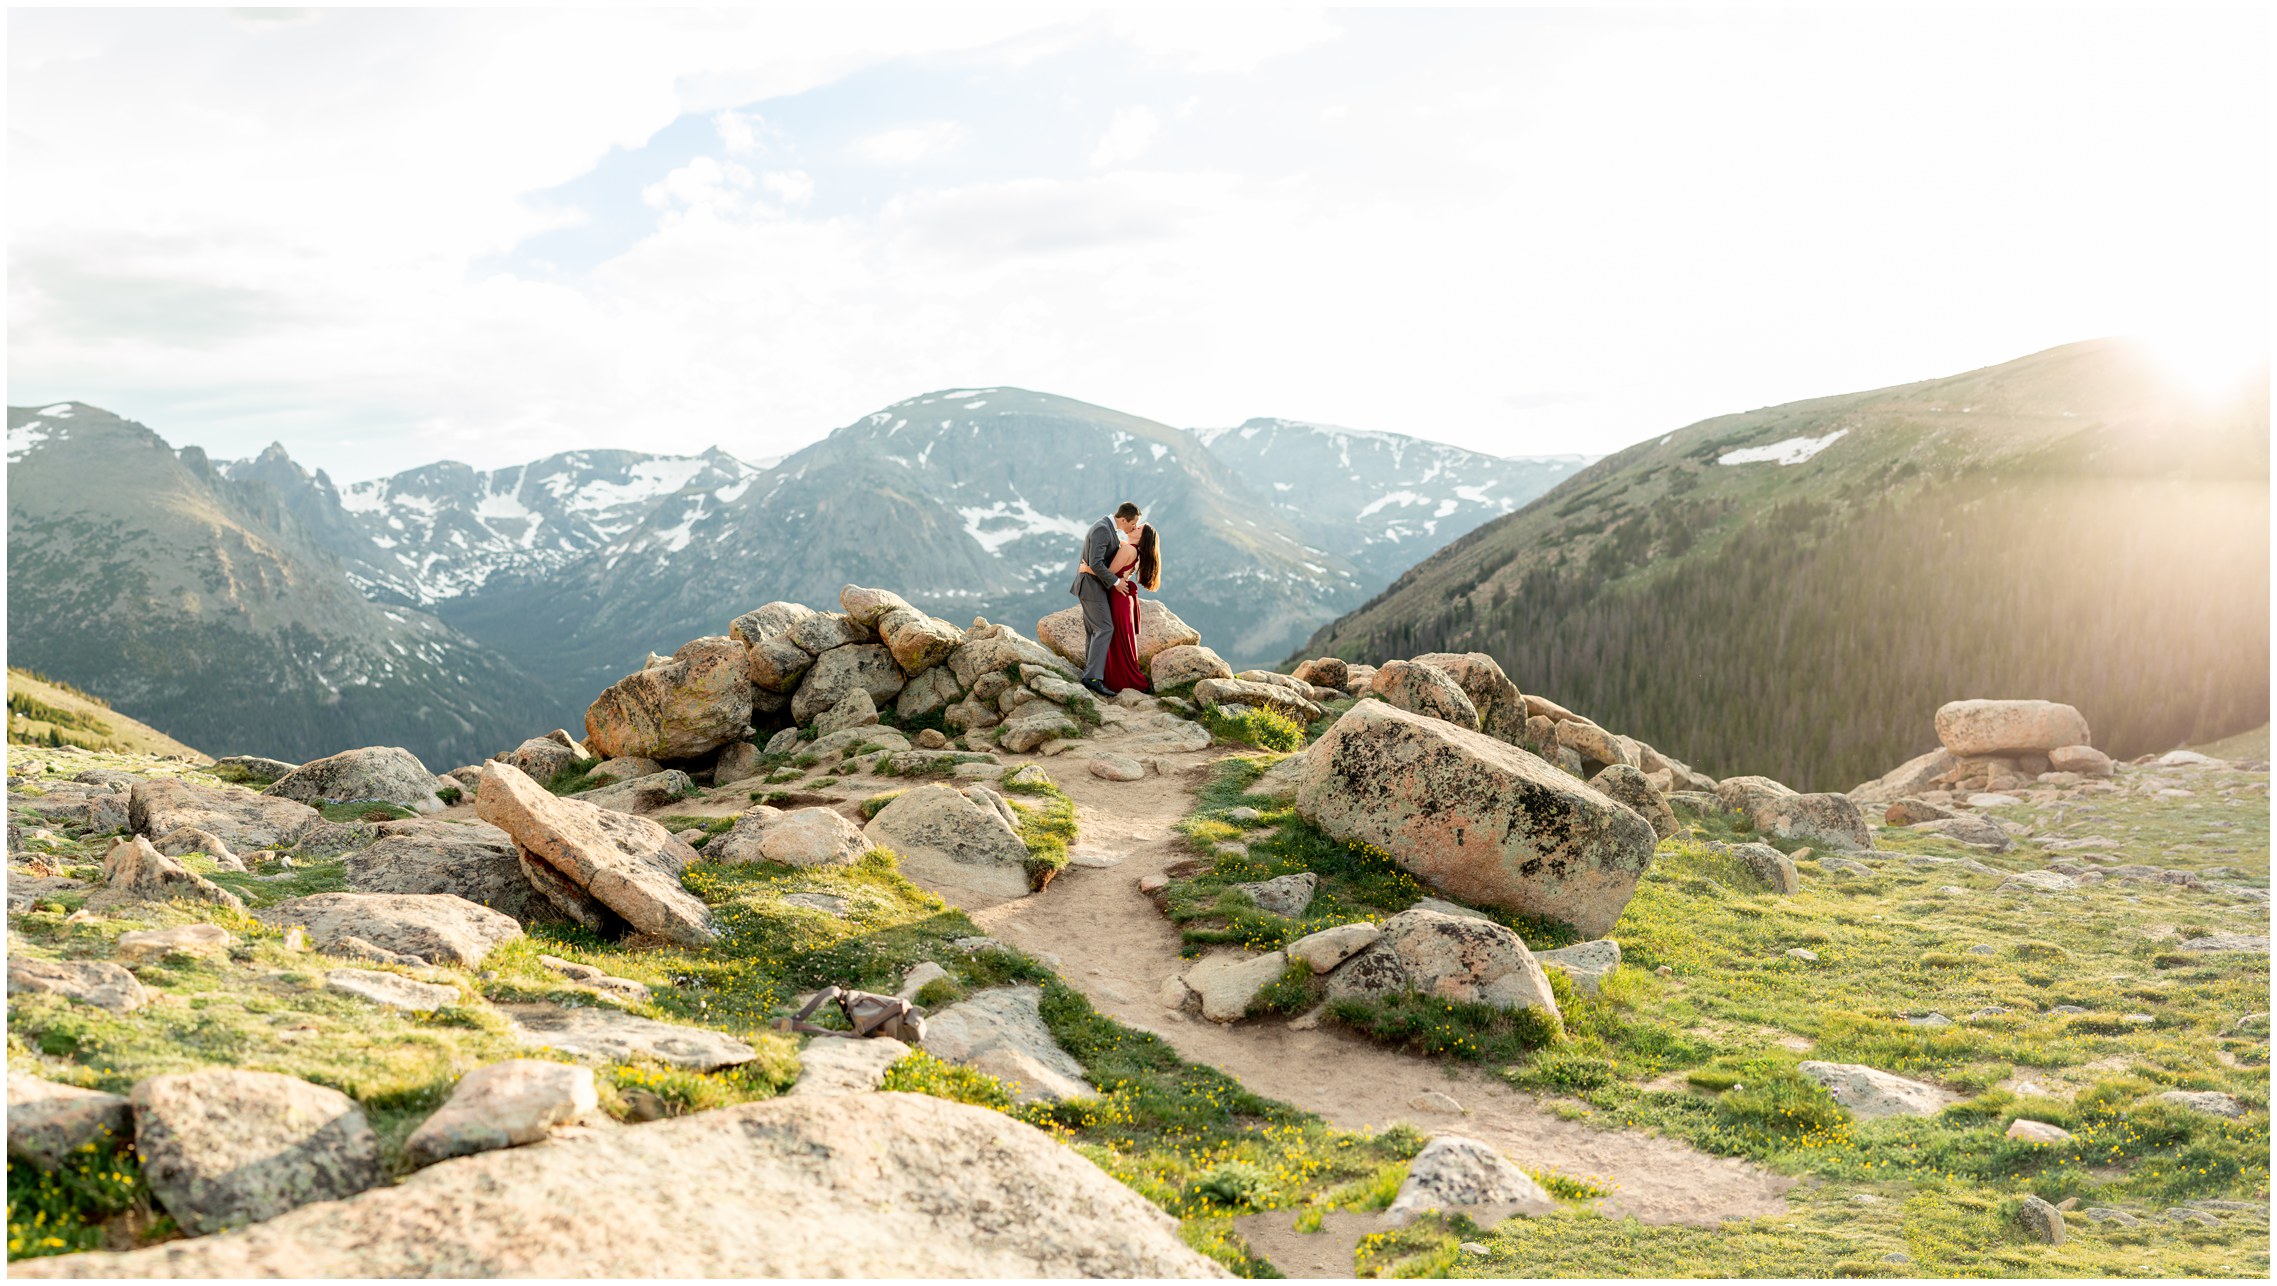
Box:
[947,625,1077,688]
[1149,644,1233,690]
[791,644,907,727]
[575,770,696,815]
[1194,676,1325,724]
[8,1075,133,1169]
[2047,744,2114,777]
[920,986,1093,1102]
[729,601,820,649]
[1411,652,1527,741]
[264,746,443,814]
[1934,700,2091,757]
[1324,909,1563,1027]
[259,892,523,967]
[131,1069,384,1236]
[1035,600,1201,670]
[864,784,1032,900]
[878,607,965,675]
[1369,660,1479,730]
[13,1093,1223,1279]
[813,688,880,738]
[505,734,583,784]
[128,777,318,852]
[1714,776,1873,850]
[584,636,753,761]
[1290,656,1349,690]
[838,585,912,629]
[708,807,870,868]
[1554,719,1634,769]
[90,836,245,912]
[894,668,963,721]
[998,702,1081,753]
[1589,764,1678,840]
[1296,701,1657,937]
[343,819,561,925]
[474,762,714,946]
[786,611,872,654]
[1183,951,1289,1023]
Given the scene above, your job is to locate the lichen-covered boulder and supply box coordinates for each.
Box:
[1297,701,1656,937]
[863,784,1031,901]
[260,891,524,966]
[1290,656,1350,690]
[1715,776,1872,850]
[12,1093,1225,1279]
[130,1069,384,1236]
[91,836,245,912]
[264,746,444,814]
[344,818,562,926]
[1848,747,1959,803]
[1589,764,1678,840]
[1325,909,1563,1026]
[838,585,912,630]
[584,636,753,760]
[1934,700,2091,757]
[947,625,1076,688]
[877,607,965,675]
[1369,660,1479,730]
[1410,652,1527,741]
[791,644,906,727]
[1150,644,1234,690]
[708,807,869,868]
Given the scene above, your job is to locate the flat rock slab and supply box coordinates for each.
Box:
[476,761,714,946]
[1798,1061,1959,1119]
[259,892,523,967]
[920,986,1091,1103]
[7,1074,133,1168]
[325,968,460,1012]
[8,956,147,1012]
[115,923,238,963]
[1184,951,1289,1023]
[1287,922,1382,973]
[404,1060,598,1167]
[502,1003,756,1071]
[2155,1090,2245,1118]
[789,1036,912,1096]
[131,1069,384,1237]
[11,1093,1224,1279]
[128,777,319,852]
[2177,934,2268,953]
[1935,699,2090,756]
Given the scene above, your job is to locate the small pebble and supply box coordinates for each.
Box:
[1655,964,1674,977]
[1785,948,1819,963]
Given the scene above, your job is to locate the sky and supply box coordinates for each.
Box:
[7,4,2270,483]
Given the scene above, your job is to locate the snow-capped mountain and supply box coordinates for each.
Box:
[225,445,770,606]
[1194,418,1592,581]
[445,388,1376,706]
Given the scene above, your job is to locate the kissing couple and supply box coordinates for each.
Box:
[1070,500,1162,698]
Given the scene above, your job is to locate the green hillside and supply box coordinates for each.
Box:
[1296,340,2270,791]
[5,668,206,759]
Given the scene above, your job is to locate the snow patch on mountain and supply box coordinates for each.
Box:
[1718,429,1849,466]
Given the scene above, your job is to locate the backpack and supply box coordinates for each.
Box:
[773,985,928,1044]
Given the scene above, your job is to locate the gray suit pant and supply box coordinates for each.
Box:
[1078,584,1114,684]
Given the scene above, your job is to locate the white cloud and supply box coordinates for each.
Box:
[853,121,966,165]
[1089,105,1160,168]
[762,169,815,207]
[642,156,755,214]
[1110,7,1342,73]
[713,108,761,156]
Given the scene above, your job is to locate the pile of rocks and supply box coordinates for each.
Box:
[1852,699,2112,806]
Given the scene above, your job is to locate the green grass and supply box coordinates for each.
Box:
[315,800,420,824]
[545,756,606,796]
[1201,704,1307,753]
[5,1136,165,1260]
[1001,776,1078,886]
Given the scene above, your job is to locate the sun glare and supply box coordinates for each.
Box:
[2135,324,2271,404]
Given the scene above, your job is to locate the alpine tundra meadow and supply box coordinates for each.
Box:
[6,5,2268,1281]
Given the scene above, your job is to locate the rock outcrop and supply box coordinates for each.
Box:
[403,1061,598,1168]
[1714,776,1872,850]
[1369,659,1480,730]
[919,987,1093,1103]
[864,784,1032,900]
[90,836,245,912]
[343,818,563,925]
[129,777,318,852]
[258,892,523,967]
[12,1094,1224,1279]
[1297,701,1657,937]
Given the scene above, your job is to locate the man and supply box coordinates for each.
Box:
[1070,501,1141,696]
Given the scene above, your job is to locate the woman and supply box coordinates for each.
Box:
[1101,523,1159,694]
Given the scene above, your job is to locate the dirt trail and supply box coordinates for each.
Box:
[944,743,1795,1231]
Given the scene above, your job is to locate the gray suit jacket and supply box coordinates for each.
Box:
[1069,517,1119,598]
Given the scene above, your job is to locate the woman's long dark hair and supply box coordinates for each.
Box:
[1135,524,1161,591]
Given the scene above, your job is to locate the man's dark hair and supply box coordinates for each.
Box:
[1114,501,1142,521]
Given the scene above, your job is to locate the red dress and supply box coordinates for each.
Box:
[1104,574,1151,694]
